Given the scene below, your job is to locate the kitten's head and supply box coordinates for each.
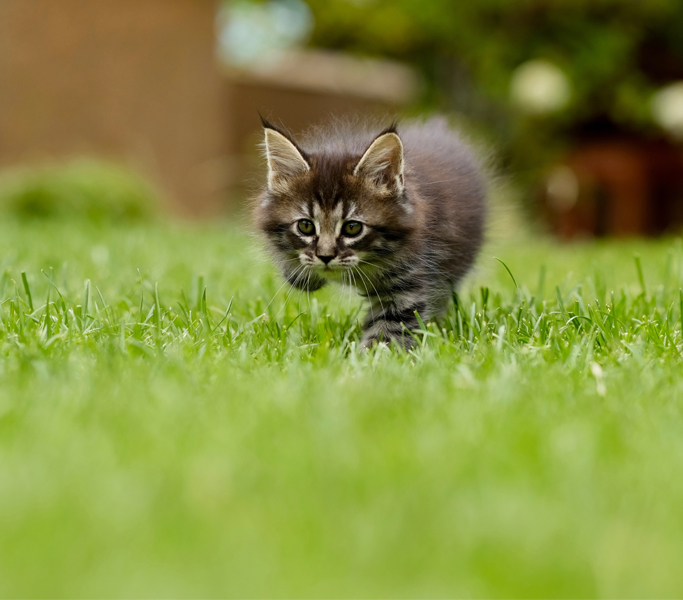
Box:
[256,119,414,280]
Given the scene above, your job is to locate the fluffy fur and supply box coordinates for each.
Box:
[254,116,486,349]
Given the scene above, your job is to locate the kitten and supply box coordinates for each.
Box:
[254,116,486,349]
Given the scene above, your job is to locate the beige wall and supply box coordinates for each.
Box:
[0,0,227,214]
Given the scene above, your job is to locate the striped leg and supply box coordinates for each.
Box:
[361,293,428,350]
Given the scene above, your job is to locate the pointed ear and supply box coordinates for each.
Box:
[354,131,404,192]
[263,127,310,189]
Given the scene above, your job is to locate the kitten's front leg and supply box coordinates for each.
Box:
[360,294,427,350]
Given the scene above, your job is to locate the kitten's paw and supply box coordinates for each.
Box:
[359,336,389,352]
[360,334,413,352]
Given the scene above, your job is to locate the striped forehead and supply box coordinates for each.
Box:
[309,154,350,199]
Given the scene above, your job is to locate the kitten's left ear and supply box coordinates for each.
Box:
[354,129,404,192]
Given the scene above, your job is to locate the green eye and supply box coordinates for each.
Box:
[342,221,363,237]
[297,219,315,235]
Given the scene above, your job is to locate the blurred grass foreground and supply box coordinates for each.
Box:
[1,180,683,596]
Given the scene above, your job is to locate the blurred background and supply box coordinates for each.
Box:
[3,0,683,238]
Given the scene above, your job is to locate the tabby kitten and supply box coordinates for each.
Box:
[255,117,486,349]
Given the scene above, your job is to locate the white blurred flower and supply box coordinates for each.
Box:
[651,82,683,139]
[510,60,571,115]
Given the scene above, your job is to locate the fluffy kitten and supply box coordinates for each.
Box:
[254,116,486,349]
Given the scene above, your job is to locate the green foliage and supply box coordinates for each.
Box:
[0,160,159,223]
[2,219,683,595]
[306,0,682,114]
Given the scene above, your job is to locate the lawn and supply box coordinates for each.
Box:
[1,216,683,597]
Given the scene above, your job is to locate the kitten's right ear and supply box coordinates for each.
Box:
[262,121,310,189]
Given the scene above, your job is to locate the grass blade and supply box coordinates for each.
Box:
[494,257,519,290]
[634,254,646,296]
[21,272,33,312]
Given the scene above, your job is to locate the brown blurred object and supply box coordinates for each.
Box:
[0,0,227,215]
[544,134,683,239]
[0,1,418,214]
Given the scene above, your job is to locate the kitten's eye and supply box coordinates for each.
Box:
[342,221,363,237]
[297,219,315,235]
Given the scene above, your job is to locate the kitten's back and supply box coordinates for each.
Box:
[402,118,487,285]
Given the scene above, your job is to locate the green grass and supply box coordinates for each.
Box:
[1,217,683,597]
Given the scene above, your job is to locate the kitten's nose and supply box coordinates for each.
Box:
[318,255,335,265]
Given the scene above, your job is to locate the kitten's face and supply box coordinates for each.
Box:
[257,124,412,281]
[288,199,366,273]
